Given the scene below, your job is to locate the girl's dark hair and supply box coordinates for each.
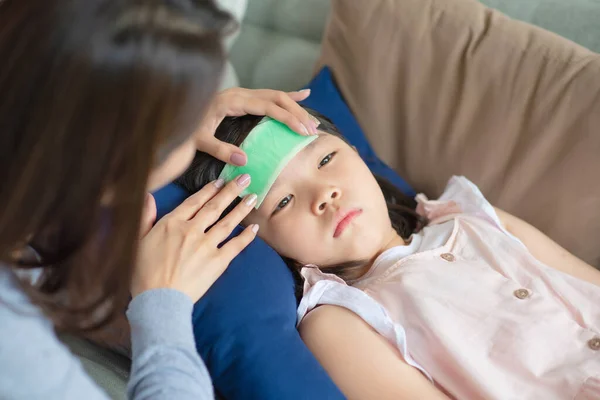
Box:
[0,0,232,332]
[177,108,427,298]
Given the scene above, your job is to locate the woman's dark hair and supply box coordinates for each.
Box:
[177,107,427,298]
[0,0,232,332]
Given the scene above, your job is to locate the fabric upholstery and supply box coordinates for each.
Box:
[230,0,330,90]
[317,0,600,267]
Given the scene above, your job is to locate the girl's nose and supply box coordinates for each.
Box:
[312,186,342,215]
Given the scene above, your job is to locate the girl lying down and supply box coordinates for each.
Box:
[177,109,600,400]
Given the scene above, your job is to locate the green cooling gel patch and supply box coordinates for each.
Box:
[218,117,317,209]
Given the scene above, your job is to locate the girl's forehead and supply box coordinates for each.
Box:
[219,118,318,208]
[254,134,350,213]
[262,134,339,191]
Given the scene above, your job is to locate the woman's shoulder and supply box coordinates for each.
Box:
[0,265,54,343]
[0,265,104,398]
[0,266,51,389]
[0,265,60,355]
[0,265,42,313]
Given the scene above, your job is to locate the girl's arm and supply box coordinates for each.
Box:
[494,207,600,287]
[299,305,449,400]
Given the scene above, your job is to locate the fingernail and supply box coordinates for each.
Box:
[245,193,257,206]
[299,89,311,94]
[309,121,319,135]
[214,178,225,188]
[251,224,260,233]
[230,152,247,166]
[236,173,251,187]
[301,124,310,136]
[309,114,321,128]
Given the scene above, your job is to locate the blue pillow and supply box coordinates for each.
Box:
[152,67,414,400]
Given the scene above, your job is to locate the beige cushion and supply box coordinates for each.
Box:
[317,0,600,267]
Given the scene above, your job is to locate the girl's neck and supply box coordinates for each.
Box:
[319,229,407,283]
[381,228,407,253]
[358,229,406,278]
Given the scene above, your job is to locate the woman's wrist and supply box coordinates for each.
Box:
[127,288,196,357]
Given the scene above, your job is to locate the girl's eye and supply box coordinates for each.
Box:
[274,194,293,213]
[319,152,336,168]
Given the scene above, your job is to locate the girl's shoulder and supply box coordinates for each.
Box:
[416,176,504,229]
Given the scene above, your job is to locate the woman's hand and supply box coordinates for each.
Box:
[195,88,319,166]
[132,175,258,302]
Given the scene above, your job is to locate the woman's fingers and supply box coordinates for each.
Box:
[222,88,317,135]
[194,87,315,165]
[244,97,314,136]
[286,89,311,102]
[133,173,257,302]
[208,193,257,243]
[219,224,259,263]
[255,90,317,135]
[190,174,251,229]
[197,135,247,166]
[270,90,318,135]
[168,179,224,221]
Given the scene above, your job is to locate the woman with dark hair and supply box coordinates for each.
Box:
[0,0,318,398]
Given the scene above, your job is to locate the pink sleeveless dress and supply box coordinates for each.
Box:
[298,177,600,399]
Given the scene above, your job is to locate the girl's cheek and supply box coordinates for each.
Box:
[272,221,301,248]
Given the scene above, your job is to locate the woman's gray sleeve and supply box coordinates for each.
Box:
[0,267,110,400]
[126,289,215,400]
[0,267,214,400]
